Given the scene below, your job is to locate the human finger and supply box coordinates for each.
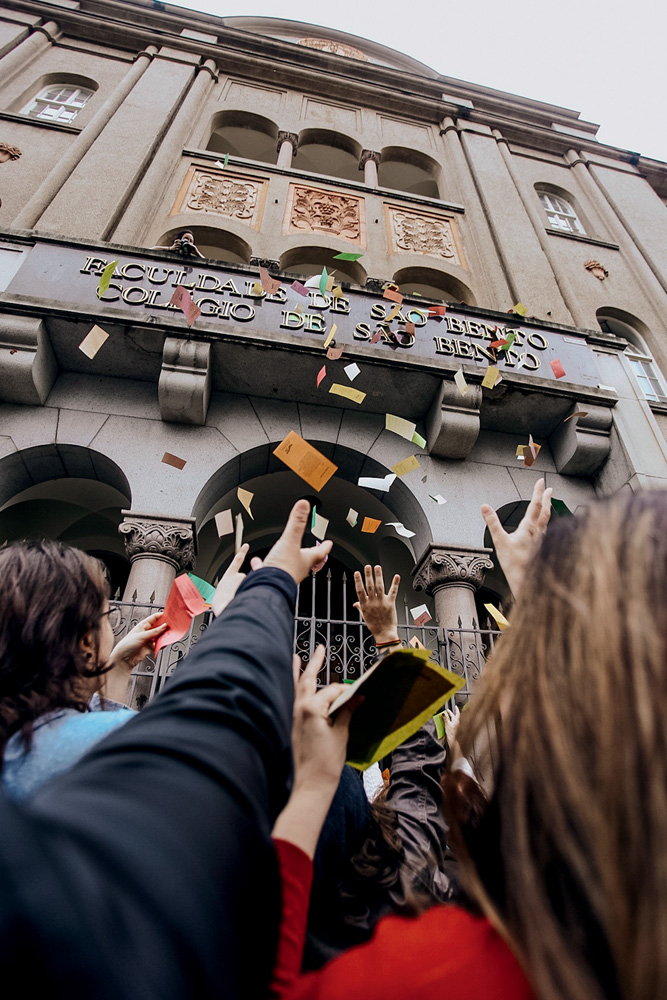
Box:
[364,564,375,596]
[523,478,546,526]
[280,499,312,549]
[387,574,401,601]
[302,539,333,574]
[537,486,553,532]
[374,565,385,597]
[480,504,506,548]
[353,570,367,604]
[226,543,249,573]
[315,682,346,713]
[141,622,169,639]
[250,556,263,571]
[292,654,302,689]
[298,645,326,696]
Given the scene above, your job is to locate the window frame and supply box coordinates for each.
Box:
[21,84,94,124]
[538,190,586,236]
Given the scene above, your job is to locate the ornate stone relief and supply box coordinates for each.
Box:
[119,514,196,572]
[178,168,263,226]
[0,142,21,162]
[413,544,493,594]
[298,38,368,60]
[287,184,362,240]
[388,207,461,265]
[584,259,608,280]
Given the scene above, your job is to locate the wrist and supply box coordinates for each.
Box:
[373,633,400,647]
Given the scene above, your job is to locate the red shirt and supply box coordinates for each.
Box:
[272,838,535,1000]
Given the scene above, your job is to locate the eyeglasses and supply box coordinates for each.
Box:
[101,606,122,630]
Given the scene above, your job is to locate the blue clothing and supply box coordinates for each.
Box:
[2,695,134,801]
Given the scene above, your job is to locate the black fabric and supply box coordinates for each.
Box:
[0,567,297,1000]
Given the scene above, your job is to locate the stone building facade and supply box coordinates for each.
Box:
[0,1,666,692]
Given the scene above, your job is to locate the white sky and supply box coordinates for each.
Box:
[170,0,667,165]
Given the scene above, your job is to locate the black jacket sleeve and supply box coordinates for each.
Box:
[0,567,297,1000]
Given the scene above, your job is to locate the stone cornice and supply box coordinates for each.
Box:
[119,511,197,572]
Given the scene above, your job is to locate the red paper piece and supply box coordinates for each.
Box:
[170,285,201,326]
[428,306,447,318]
[290,280,308,297]
[259,266,281,296]
[155,574,208,654]
[317,365,326,387]
[489,338,509,349]
[550,359,566,379]
[327,344,344,360]
[370,330,383,344]
[383,288,403,304]
[405,322,415,335]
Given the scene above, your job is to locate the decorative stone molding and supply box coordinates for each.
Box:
[359,149,381,169]
[298,37,368,60]
[158,337,211,425]
[276,130,298,154]
[0,143,21,162]
[425,379,482,459]
[413,543,493,595]
[119,512,197,572]
[249,257,280,272]
[387,206,461,265]
[0,313,57,405]
[174,167,264,226]
[286,184,363,240]
[365,277,386,294]
[584,259,608,280]
[549,403,612,477]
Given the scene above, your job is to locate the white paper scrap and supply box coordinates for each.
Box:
[430,494,447,505]
[357,473,397,492]
[214,509,234,536]
[344,362,361,381]
[386,522,416,538]
[346,508,358,527]
[312,512,329,541]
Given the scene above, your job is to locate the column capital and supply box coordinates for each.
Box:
[359,149,381,169]
[412,543,493,595]
[119,512,197,572]
[277,130,299,154]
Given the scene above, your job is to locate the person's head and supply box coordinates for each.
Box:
[179,231,194,243]
[451,491,667,1000]
[0,541,113,758]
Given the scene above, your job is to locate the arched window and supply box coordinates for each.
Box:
[379,147,441,199]
[295,130,362,183]
[21,83,95,124]
[206,112,278,165]
[597,309,667,404]
[279,246,366,286]
[393,266,474,305]
[537,188,586,235]
[156,226,251,265]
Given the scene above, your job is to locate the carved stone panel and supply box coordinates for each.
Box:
[387,206,463,266]
[119,513,197,572]
[172,167,266,228]
[298,38,368,60]
[285,184,363,242]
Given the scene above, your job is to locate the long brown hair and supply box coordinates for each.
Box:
[0,540,110,760]
[453,491,667,1000]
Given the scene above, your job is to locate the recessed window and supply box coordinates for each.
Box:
[539,191,586,235]
[21,85,94,124]
[598,311,667,405]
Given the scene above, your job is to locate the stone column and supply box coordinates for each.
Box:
[412,543,493,632]
[119,512,197,605]
[14,45,158,230]
[359,149,381,187]
[0,20,60,87]
[276,130,298,168]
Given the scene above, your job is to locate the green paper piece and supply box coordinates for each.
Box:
[187,572,216,604]
[433,712,446,740]
[333,252,364,261]
[498,331,516,352]
[319,265,328,296]
[343,679,356,684]
[223,152,229,167]
[97,260,118,298]
[412,431,427,449]
[311,506,317,531]
[551,498,573,517]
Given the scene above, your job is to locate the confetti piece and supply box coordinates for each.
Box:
[370,330,382,344]
[155,575,208,654]
[329,383,366,404]
[409,636,426,649]
[551,498,573,517]
[386,301,401,321]
[358,473,396,492]
[429,305,447,318]
[454,369,469,396]
[319,266,328,296]
[519,440,541,468]
[563,410,589,422]
[78,324,109,359]
[215,153,229,169]
[273,431,338,491]
[161,452,186,470]
[259,266,281,295]
[290,280,308,297]
[251,282,264,296]
[234,512,244,553]
[383,288,403,304]
[344,362,361,381]
[334,252,363,261]
[170,285,201,326]
[484,602,510,630]
[387,522,416,538]
[326,344,344,360]
[489,338,509,350]
[529,434,537,460]
[433,712,446,739]
[312,512,329,540]
[410,604,432,626]
[391,455,420,477]
[412,431,427,449]
[346,508,358,527]
[430,494,447,504]
[385,414,416,441]
[361,517,382,533]
[500,332,515,351]
[405,322,415,335]
[332,285,344,299]
[317,365,327,387]
[214,510,234,537]
[511,303,528,316]
[97,260,118,299]
[323,323,337,349]
[550,359,566,379]
[188,573,216,604]
[237,487,254,519]
[304,274,321,288]
[482,366,500,389]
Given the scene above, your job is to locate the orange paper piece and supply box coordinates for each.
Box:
[170,285,201,326]
[161,452,186,470]
[327,344,344,360]
[550,359,566,379]
[317,365,327,387]
[361,517,382,533]
[323,323,338,349]
[259,266,281,296]
[370,330,383,344]
[383,288,403,304]
[409,636,426,649]
[273,431,338,491]
[155,574,208,654]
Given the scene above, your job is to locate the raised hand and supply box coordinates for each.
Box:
[260,500,333,584]
[353,564,401,644]
[481,477,552,597]
[211,544,249,617]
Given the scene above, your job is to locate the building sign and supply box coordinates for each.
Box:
[5,243,601,387]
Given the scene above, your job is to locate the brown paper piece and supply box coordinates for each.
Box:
[161,452,186,470]
[273,430,338,491]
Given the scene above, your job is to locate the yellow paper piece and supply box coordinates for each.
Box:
[332,285,344,299]
[386,302,401,322]
[482,366,500,389]
[329,383,366,404]
[273,430,338,492]
[412,431,427,449]
[361,516,382,533]
[512,303,528,316]
[323,323,338,349]
[328,648,465,770]
[234,512,244,553]
[78,324,110,359]
[391,455,420,477]
[485,602,510,630]
[312,512,329,540]
[454,369,469,396]
[251,282,263,296]
[214,510,234,537]
[385,414,416,441]
[237,487,254,520]
[97,260,118,298]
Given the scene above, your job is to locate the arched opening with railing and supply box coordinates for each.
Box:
[205,111,279,164]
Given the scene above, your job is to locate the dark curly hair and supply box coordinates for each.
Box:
[0,540,110,762]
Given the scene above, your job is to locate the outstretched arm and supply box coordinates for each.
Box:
[353,565,401,646]
[481,477,552,597]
